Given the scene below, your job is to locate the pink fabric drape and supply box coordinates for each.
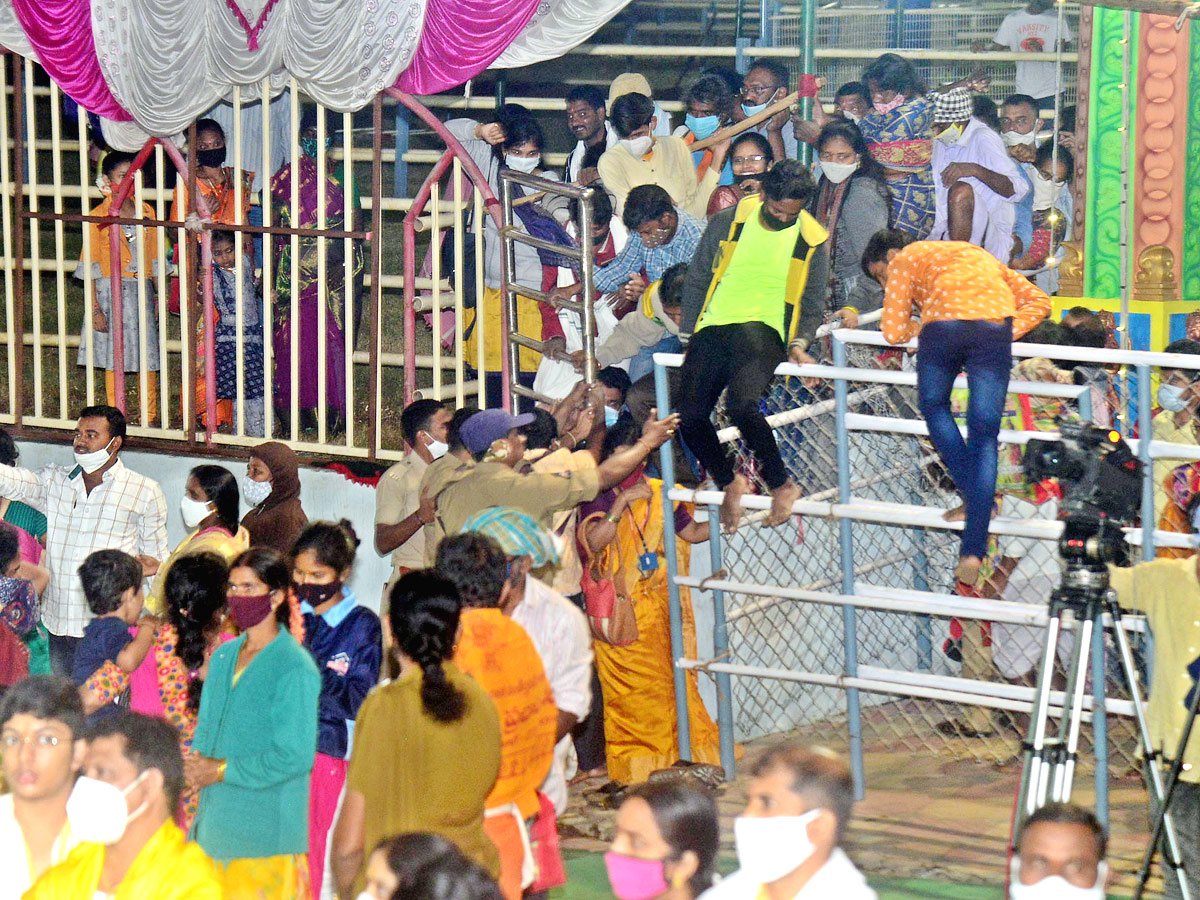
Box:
[395,0,541,95]
[11,0,131,120]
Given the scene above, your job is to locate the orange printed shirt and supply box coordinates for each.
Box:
[454,608,557,818]
[880,240,1050,345]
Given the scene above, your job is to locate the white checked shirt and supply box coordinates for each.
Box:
[0,458,168,637]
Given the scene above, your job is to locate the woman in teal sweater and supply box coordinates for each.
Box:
[186,546,320,900]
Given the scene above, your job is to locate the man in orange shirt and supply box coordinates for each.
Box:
[864,230,1050,586]
[436,532,558,900]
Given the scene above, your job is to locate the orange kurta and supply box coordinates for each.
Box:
[454,608,557,900]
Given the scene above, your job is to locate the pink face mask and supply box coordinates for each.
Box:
[605,852,671,900]
[874,94,905,115]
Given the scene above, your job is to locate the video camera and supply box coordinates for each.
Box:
[1024,421,1143,569]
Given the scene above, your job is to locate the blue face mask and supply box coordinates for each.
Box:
[742,101,769,118]
[685,113,721,140]
[1159,383,1188,413]
[605,406,620,428]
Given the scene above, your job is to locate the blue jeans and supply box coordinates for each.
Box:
[628,334,682,384]
[916,319,1012,560]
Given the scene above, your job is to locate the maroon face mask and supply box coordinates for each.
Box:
[227,593,273,630]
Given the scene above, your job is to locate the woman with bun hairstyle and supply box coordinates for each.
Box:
[291,519,382,899]
[331,571,502,899]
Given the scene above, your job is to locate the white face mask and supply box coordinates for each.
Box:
[1009,859,1106,900]
[843,111,863,125]
[505,154,540,174]
[734,810,823,884]
[1158,382,1188,413]
[821,160,859,185]
[180,495,213,530]
[1002,129,1039,148]
[66,772,150,845]
[935,123,964,146]
[422,431,449,460]
[1030,169,1066,211]
[242,475,272,507]
[620,135,653,159]
[74,438,116,475]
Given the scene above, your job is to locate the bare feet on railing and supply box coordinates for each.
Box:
[765,480,801,528]
[954,555,982,586]
[943,503,966,522]
[720,474,751,534]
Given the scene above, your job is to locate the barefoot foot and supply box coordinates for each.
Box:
[720,475,751,534]
[943,503,966,522]
[765,480,801,527]
[954,556,982,586]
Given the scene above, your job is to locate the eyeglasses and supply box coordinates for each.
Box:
[732,155,769,165]
[743,84,779,98]
[1,733,63,749]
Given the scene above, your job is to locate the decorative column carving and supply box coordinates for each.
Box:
[1070,4,1093,263]
[1184,22,1200,301]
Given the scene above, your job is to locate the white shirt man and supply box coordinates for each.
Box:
[700,745,876,900]
[0,408,167,675]
[988,0,1073,104]
[1010,803,1107,899]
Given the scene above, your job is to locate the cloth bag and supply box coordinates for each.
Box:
[579,511,639,646]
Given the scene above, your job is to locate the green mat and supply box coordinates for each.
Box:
[549,851,1008,900]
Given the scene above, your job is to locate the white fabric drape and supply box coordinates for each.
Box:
[90,0,427,136]
[492,0,631,69]
[0,1,36,60]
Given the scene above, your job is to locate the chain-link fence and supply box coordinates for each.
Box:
[673,335,1149,780]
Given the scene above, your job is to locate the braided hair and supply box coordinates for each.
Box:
[162,552,229,713]
[388,571,466,723]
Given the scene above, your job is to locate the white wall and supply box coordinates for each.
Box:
[15,438,394,614]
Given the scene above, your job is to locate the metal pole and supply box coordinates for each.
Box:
[1138,364,1155,561]
[578,187,598,384]
[394,105,410,198]
[800,0,816,166]
[11,57,24,430]
[369,94,384,459]
[832,335,865,799]
[1091,615,1109,826]
[708,504,737,779]
[656,356,693,761]
[894,0,906,48]
[499,176,518,411]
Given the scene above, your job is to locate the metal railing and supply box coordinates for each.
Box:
[653,327,1200,826]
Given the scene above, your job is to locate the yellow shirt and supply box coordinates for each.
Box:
[1108,557,1200,779]
[23,819,221,900]
[596,136,718,221]
[145,526,250,616]
[880,240,1050,344]
[696,208,802,340]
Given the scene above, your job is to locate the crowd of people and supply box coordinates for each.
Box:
[16,12,1192,899]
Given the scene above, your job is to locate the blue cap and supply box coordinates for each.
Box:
[459,409,536,455]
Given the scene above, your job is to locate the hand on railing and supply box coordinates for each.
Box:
[788,344,821,391]
[567,350,587,373]
[184,211,209,234]
[541,335,568,362]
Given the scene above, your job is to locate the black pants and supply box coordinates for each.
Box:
[48,633,81,678]
[678,322,788,490]
[566,593,606,771]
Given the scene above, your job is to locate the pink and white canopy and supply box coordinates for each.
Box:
[0,0,629,135]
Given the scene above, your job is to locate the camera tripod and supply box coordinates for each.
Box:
[1014,561,1192,900]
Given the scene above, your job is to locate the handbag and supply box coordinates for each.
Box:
[529,791,567,892]
[579,511,639,646]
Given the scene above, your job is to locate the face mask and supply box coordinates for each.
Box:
[300,136,333,159]
[685,113,721,140]
[1002,129,1038,148]
[505,154,540,174]
[422,432,449,460]
[1030,169,1065,211]
[180,495,213,530]
[74,438,116,475]
[294,580,342,609]
[843,111,863,124]
[605,406,620,428]
[66,772,150,845]
[1009,860,1106,900]
[821,160,859,185]
[874,95,905,115]
[620,136,653,159]
[604,851,671,900]
[1159,383,1188,413]
[733,171,764,187]
[936,123,964,146]
[227,592,274,630]
[195,146,226,168]
[760,206,798,232]
[734,810,822,884]
[242,476,272,507]
[742,92,779,118]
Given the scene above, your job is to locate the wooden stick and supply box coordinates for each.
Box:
[690,91,800,151]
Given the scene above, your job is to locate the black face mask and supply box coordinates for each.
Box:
[195,147,226,169]
[760,205,798,231]
[733,171,765,187]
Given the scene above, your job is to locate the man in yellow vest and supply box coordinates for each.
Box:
[677,160,829,532]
